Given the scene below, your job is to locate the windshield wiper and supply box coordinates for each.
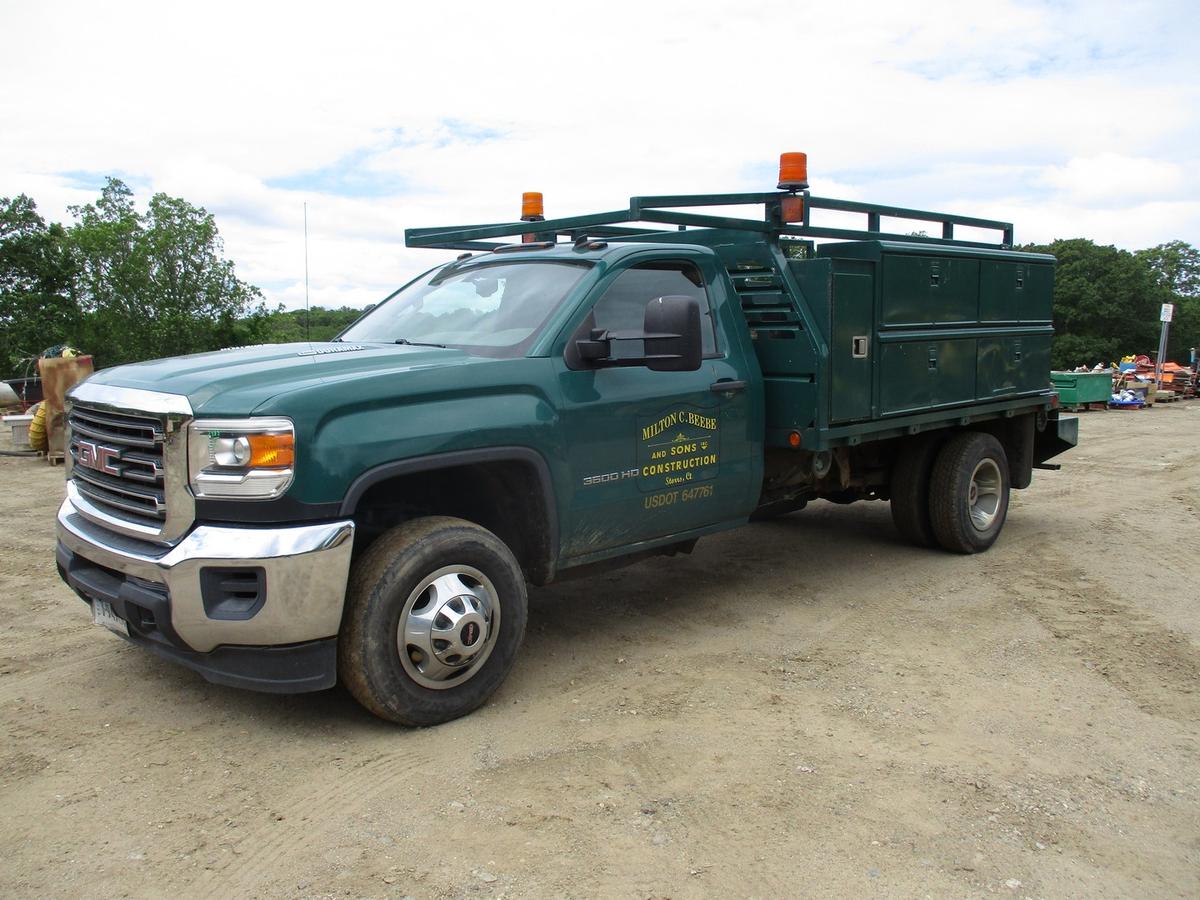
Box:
[394,338,446,348]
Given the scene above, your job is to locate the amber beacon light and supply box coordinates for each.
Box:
[521,191,544,220]
[777,152,809,191]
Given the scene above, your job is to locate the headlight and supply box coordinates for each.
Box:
[188,418,295,499]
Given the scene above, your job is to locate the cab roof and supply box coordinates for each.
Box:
[441,240,715,269]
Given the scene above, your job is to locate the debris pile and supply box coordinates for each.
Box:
[1052,354,1197,411]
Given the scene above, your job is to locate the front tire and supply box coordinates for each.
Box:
[339,517,528,726]
[928,432,1010,554]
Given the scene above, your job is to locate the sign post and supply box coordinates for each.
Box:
[1154,303,1174,391]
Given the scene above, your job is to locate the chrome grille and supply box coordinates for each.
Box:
[68,405,168,529]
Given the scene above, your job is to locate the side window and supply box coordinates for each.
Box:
[590,260,718,359]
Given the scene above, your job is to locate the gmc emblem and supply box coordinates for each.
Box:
[76,439,122,476]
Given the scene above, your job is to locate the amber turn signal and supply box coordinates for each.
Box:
[777,152,809,191]
[247,432,295,468]
[521,191,544,219]
[788,431,802,448]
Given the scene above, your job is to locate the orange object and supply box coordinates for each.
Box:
[781,195,805,223]
[777,152,809,190]
[521,192,544,219]
[788,430,802,448]
[247,432,295,468]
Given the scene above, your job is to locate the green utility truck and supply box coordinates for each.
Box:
[55,154,1077,725]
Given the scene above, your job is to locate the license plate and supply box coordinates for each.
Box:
[92,599,129,637]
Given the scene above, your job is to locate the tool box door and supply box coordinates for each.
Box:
[830,270,874,423]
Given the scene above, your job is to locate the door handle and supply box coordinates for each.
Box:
[710,380,747,393]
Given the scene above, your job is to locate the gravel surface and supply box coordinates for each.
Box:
[1,403,1197,898]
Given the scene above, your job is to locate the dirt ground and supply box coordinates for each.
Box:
[1,403,1197,899]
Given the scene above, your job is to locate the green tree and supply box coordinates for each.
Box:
[1022,238,1166,369]
[255,305,368,343]
[68,178,265,367]
[1136,241,1199,363]
[0,195,80,374]
[1137,240,1200,298]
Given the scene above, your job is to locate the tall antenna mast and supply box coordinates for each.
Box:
[303,202,311,340]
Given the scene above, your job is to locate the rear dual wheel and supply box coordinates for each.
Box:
[891,431,1010,554]
[928,432,1010,554]
[890,434,944,547]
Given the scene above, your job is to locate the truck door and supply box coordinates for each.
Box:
[553,252,760,561]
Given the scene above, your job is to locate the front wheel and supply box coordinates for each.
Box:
[928,432,1010,554]
[338,517,528,726]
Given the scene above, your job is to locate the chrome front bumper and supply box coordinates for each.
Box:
[57,484,355,654]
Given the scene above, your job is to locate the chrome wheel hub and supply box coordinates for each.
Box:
[968,458,1003,531]
[397,565,499,690]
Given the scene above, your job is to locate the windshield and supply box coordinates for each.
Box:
[341,260,592,357]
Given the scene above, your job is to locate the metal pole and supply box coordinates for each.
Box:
[304,202,311,341]
[1154,304,1173,391]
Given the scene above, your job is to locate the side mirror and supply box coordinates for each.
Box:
[643,295,703,372]
[569,295,704,371]
[575,329,611,361]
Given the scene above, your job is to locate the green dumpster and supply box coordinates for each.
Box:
[1051,371,1112,406]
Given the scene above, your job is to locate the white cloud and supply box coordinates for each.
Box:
[1,0,1197,309]
[1039,153,1185,205]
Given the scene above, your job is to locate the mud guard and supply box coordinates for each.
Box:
[1033,413,1079,468]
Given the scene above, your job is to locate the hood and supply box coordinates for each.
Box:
[85,341,473,415]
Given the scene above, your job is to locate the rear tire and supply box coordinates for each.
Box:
[928,432,1010,554]
[338,516,527,726]
[889,434,943,547]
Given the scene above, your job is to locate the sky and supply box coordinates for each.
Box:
[2,0,1197,311]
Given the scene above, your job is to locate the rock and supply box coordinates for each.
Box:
[448,801,466,812]
[1004,878,1022,890]
[476,870,497,883]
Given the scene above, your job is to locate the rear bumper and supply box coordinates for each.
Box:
[56,492,355,692]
